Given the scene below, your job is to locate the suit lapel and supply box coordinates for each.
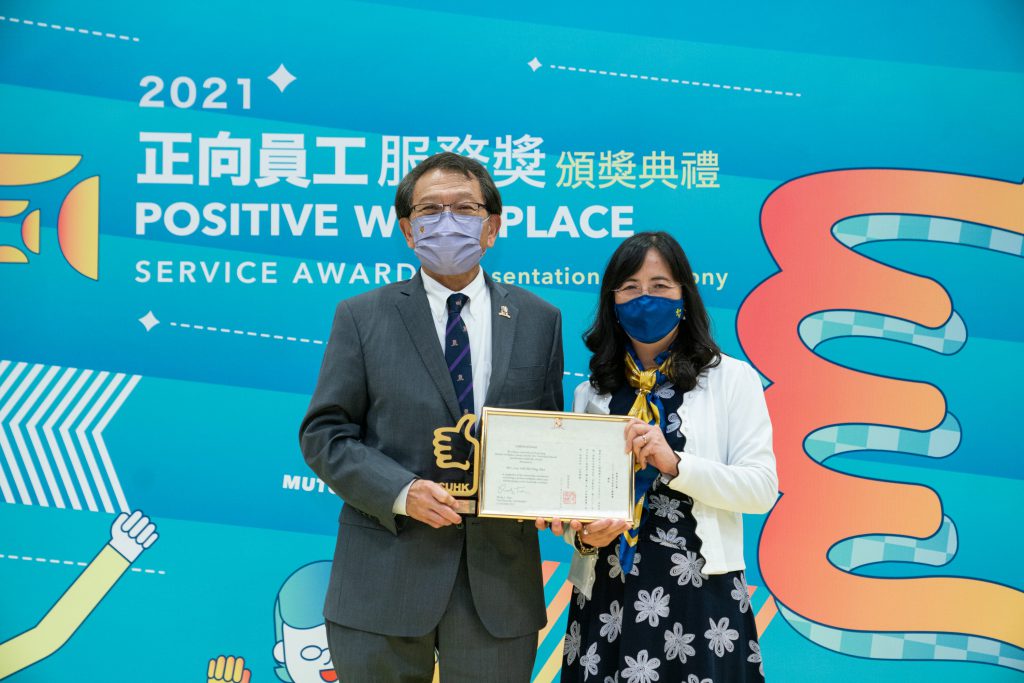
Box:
[484,277,518,407]
[396,272,461,422]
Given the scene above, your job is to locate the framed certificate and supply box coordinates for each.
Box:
[477,407,634,522]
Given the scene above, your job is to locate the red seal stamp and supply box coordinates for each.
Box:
[562,490,577,505]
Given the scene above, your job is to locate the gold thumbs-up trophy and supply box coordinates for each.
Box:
[432,413,481,514]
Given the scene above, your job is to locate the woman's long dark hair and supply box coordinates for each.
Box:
[584,231,721,394]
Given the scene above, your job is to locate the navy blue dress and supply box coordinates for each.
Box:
[561,381,765,683]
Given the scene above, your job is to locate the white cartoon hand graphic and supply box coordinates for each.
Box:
[108,510,158,562]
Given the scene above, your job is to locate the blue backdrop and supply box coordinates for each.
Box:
[1,1,1021,681]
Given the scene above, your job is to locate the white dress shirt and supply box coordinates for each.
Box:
[393,268,493,515]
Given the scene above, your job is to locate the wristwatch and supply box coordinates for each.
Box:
[574,530,598,556]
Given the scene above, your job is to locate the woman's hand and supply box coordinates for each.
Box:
[534,517,630,549]
[625,418,680,477]
[577,518,631,548]
[534,516,582,535]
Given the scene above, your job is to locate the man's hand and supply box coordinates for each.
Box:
[108,510,158,563]
[406,480,463,528]
[207,655,251,683]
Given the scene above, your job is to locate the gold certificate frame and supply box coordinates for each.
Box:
[477,407,634,522]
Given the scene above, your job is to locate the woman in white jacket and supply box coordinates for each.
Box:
[556,231,777,683]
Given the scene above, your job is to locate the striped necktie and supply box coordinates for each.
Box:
[445,293,474,416]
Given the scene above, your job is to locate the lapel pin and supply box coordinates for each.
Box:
[499,305,511,319]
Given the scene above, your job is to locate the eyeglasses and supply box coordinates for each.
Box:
[410,201,487,216]
[612,282,681,299]
[300,644,329,662]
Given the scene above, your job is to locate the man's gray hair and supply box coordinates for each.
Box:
[394,152,503,219]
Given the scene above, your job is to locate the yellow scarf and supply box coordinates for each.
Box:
[622,352,672,544]
[624,352,663,426]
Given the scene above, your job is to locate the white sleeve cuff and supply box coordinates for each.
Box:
[392,480,414,516]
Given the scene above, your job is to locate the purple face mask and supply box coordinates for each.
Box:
[410,211,486,275]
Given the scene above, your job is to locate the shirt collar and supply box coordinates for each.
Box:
[421,268,488,321]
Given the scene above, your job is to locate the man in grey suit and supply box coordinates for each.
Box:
[300,152,564,682]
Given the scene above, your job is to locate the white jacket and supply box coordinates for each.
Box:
[568,354,778,597]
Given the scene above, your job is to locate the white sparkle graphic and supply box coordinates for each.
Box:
[138,311,159,332]
[268,64,296,92]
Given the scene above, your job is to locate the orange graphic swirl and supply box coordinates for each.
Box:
[738,169,1024,645]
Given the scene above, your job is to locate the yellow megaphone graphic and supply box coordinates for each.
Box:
[0,153,99,280]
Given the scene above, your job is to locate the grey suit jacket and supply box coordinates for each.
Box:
[299,271,564,638]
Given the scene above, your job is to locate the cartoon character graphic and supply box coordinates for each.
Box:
[0,510,158,678]
[273,561,336,683]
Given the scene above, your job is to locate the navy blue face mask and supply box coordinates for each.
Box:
[614,295,684,344]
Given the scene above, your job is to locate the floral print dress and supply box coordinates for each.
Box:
[561,381,765,683]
